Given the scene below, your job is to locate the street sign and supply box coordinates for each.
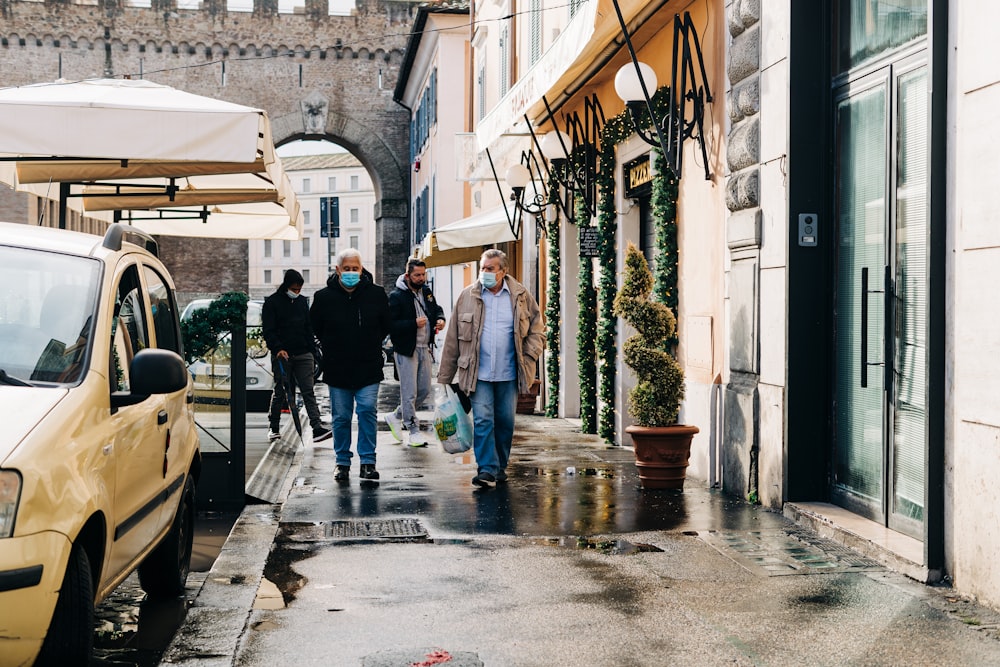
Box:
[320,196,340,238]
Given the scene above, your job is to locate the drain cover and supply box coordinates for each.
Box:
[699,528,884,576]
[278,519,428,543]
[324,519,427,540]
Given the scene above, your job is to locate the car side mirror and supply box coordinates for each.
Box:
[111,348,189,409]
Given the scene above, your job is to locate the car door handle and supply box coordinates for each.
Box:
[158,410,168,425]
[103,444,113,456]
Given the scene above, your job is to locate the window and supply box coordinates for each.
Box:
[500,25,510,96]
[350,175,359,191]
[350,208,359,224]
[302,237,311,256]
[302,178,311,193]
[283,241,291,257]
[111,265,149,392]
[349,235,359,250]
[530,0,542,65]
[477,60,487,120]
[143,266,180,354]
[303,269,310,284]
[328,176,336,191]
[264,240,272,258]
[569,0,584,18]
[264,269,271,284]
[303,210,311,227]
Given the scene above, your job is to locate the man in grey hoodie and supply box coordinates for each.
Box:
[386,258,445,445]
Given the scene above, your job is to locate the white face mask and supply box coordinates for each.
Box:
[286,290,300,299]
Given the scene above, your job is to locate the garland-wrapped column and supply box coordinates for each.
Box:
[576,193,597,433]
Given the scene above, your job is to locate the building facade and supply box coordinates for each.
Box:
[426,0,1000,611]
[249,153,377,299]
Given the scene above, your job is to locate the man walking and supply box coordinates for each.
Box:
[437,249,544,487]
[311,249,390,483]
[386,259,445,446]
[262,269,331,443]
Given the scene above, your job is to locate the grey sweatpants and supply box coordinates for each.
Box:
[394,346,432,432]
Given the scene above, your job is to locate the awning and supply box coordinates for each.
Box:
[0,78,300,239]
[418,206,516,268]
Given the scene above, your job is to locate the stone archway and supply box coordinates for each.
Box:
[0,0,415,295]
[270,103,410,289]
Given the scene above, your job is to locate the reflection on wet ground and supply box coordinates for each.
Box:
[91,512,236,666]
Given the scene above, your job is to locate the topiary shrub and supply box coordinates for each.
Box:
[613,242,684,426]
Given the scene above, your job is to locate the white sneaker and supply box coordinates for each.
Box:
[384,412,403,442]
[407,430,428,447]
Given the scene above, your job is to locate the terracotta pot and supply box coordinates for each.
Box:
[626,424,700,490]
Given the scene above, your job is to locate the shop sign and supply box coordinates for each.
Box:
[624,155,652,199]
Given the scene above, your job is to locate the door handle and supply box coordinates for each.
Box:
[157,410,168,425]
[860,266,885,389]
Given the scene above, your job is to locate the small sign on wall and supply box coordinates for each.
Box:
[579,227,600,257]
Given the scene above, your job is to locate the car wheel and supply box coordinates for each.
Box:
[138,474,195,598]
[37,542,94,664]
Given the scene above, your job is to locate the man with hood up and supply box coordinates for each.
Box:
[310,248,390,483]
[386,258,445,446]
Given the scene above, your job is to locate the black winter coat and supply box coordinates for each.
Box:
[261,290,314,356]
[310,271,390,389]
[388,277,445,357]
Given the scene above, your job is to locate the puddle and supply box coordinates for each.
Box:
[254,577,286,610]
[261,542,315,606]
[531,536,663,555]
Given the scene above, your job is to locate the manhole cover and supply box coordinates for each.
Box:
[699,528,884,576]
[324,519,427,539]
[278,519,428,543]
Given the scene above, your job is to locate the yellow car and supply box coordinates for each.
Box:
[0,222,201,666]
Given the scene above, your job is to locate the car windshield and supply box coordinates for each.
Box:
[0,245,100,385]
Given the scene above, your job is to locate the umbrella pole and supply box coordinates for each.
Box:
[59,182,70,229]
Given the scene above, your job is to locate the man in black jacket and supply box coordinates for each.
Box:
[262,269,331,443]
[310,249,390,483]
[386,258,445,446]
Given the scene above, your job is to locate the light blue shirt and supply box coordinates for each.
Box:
[478,281,516,382]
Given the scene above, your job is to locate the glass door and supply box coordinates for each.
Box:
[832,61,928,538]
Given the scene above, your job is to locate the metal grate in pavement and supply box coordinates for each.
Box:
[323,519,427,540]
[699,528,884,576]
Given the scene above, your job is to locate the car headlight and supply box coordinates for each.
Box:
[0,470,21,538]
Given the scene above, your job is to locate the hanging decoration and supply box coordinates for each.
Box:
[545,173,562,418]
[576,192,598,434]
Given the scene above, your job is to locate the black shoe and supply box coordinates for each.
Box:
[334,465,350,482]
[312,426,332,443]
[359,464,380,480]
[496,470,508,483]
[472,472,496,488]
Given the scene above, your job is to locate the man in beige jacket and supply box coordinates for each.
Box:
[437,249,545,487]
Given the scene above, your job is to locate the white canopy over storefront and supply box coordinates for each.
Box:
[417,206,516,268]
[0,78,301,239]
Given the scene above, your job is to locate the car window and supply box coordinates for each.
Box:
[143,265,181,355]
[111,265,149,392]
[0,245,100,385]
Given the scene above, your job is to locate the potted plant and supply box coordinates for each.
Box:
[613,242,698,489]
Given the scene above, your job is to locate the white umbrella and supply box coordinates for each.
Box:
[0,78,300,239]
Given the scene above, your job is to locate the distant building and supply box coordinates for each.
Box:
[249,153,377,299]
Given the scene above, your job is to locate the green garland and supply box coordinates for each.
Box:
[596,123,620,442]
[650,147,680,348]
[576,192,597,434]
[180,291,249,362]
[545,174,562,417]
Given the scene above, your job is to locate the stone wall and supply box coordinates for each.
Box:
[0,0,413,292]
[723,0,761,501]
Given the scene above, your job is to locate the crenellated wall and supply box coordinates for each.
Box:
[0,0,415,297]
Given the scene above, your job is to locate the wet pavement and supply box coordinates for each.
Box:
[155,376,1000,667]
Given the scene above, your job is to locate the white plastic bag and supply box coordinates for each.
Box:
[433,384,473,454]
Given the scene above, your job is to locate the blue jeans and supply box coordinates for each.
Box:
[329,383,380,466]
[470,379,517,477]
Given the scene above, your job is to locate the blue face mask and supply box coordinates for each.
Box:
[480,272,498,289]
[340,271,361,288]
